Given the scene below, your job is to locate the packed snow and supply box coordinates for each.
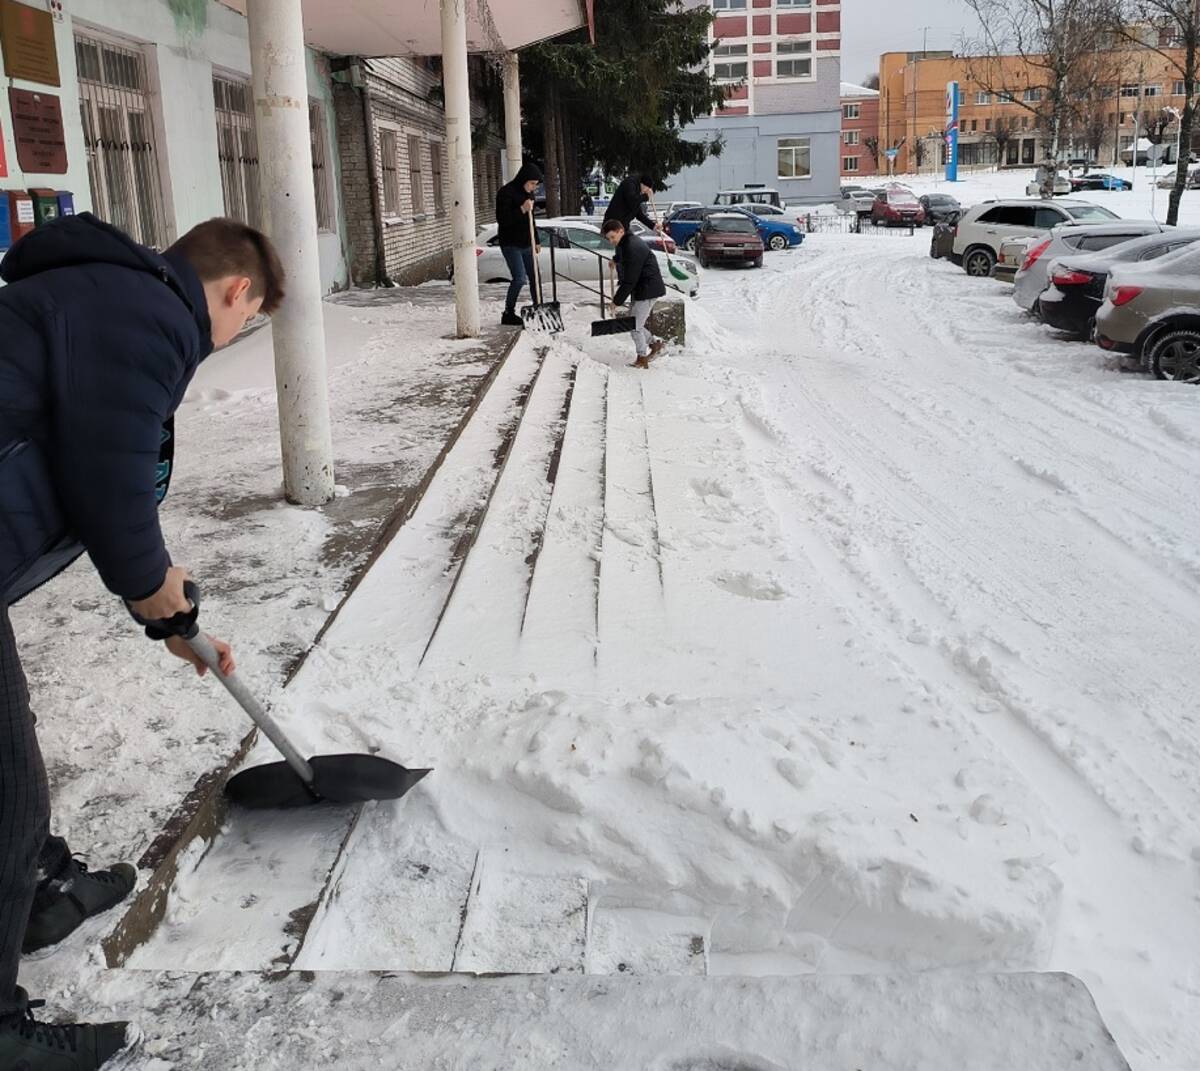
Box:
[18,168,1200,1069]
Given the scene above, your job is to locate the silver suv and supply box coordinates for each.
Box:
[951,198,1121,278]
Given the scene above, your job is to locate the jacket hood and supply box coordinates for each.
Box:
[514,162,544,185]
[0,212,212,356]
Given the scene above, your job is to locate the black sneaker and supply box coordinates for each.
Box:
[0,988,138,1070]
[501,311,524,327]
[23,858,137,955]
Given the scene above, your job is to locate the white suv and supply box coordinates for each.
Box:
[951,199,1121,278]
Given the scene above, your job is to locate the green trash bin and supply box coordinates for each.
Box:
[28,188,60,226]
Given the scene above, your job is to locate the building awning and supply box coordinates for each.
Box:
[217,0,593,55]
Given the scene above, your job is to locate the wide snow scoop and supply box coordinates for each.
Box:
[591,268,635,337]
[131,582,430,809]
[520,210,563,333]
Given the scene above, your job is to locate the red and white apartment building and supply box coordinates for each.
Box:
[660,0,843,205]
[840,81,880,177]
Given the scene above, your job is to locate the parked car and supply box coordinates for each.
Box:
[695,213,765,269]
[557,216,678,255]
[1156,168,1200,190]
[846,186,888,217]
[1012,220,1167,313]
[930,213,962,260]
[735,206,805,249]
[1069,172,1133,192]
[667,200,702,216]
[951,198,1121,277]
[919,193,962,225]
[1095,242,1200,379]
[713,186,782,209]
[665,205,801,252]
[995,236,1040,283]
[1040,228,1200,338]
[870,188,926,227]
[1025,174,1073,196]
[472,219,700,298]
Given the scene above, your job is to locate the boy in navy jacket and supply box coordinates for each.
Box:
[0,213,284,1069]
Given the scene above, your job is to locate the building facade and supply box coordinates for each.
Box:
[659,0,842,206]
[840,81,879,177]
[878,44,1195,176]
[0,0,350,291]
[330,56,504,287]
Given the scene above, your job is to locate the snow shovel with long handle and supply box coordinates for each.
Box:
[591,262,635,337]
[130,581,431,809]
[520,211,563,333]
[651,202,692,285]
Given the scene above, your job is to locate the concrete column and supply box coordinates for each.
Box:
[441,0,481,338]
[503,51,522,182]
[246,0,335,505]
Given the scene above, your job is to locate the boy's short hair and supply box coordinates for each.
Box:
[601,219,625,237]
[167,218,286,314]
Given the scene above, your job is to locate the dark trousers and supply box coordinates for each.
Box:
[0,606,51,1016]
[501,245,538,313]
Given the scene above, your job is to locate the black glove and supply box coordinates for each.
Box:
[127,579,201,641]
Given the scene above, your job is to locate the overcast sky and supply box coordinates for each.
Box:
[841,0,973,87]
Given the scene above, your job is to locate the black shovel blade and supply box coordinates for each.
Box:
[225,754,431,810]
[591,316,636,337]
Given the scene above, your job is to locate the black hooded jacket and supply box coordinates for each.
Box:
[612,232,667,307]
[495,163,544,248]
[0,213,212,604]
[603,174,656,231]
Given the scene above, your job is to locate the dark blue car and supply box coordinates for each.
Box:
[667,206,804,253]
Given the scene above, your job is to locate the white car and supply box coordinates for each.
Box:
[473,218,700,298]
[1025,175,1073,196]
[951,198,1121,277]
[1012,220,1167,312]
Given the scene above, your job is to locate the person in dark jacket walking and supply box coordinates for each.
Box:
[601,218,667,368]
[494,162,544,327]
[0,212,283,1070]
[603,173,660,233]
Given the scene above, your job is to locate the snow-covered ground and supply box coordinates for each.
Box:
[19,167,1200,1069]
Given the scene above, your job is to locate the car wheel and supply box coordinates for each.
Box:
[1148,327,1200,383]
[768,234,788,251]
[964,247,995,277]
[752,257,763,268]
[685,235,700,253]
[698,255,709,269]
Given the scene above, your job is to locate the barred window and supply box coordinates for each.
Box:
[381,129,400,215]
[309,103,333,231]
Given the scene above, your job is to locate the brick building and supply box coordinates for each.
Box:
[840,81,879,177]
[659,0,842,206]
[332,56,505,286]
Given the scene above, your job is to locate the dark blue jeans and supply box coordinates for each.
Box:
[502,246,538,313]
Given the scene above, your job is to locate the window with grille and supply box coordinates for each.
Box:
[213,75,262,229]
[75,31,169,248]
[843,103,860,119]
[309,102,333,231]
[381,129,400,215]
[777,136,811,178]
[713,43,747,82]
[843,156,859,172]
[408,134,425,215]
[430,140,445,214]
[776,41,812,79]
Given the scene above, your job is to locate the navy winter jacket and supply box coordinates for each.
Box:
[612,233,666,307]
[0,213,212,604]
[603,175,656,232]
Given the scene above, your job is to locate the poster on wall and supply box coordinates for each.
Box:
[0,0,61,87]
[8,88,67,173]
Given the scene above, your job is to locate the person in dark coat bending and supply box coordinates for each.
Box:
[602,218,667,368]
[0,212,283,1069]
[494,162,544,327]
[603,173,660,233]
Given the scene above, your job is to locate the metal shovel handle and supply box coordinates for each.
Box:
[185,633,315,786]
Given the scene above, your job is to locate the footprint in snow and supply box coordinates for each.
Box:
[712,571,790,601]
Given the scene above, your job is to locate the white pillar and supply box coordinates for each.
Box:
[503,51,522,182]
[246,0,335,505]
[441,0,481,339]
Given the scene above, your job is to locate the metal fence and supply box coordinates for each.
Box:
[797,212,922,237]
[75,31,170,249]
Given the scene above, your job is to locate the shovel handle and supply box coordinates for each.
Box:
[185,634,316,786]
[528,209,543,304]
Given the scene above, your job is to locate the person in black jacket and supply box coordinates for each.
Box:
[494,162,544,326]
[601,218,667,368]
[602,173,660,233]
[0,213,283,1070]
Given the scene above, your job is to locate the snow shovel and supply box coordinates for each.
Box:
[130,581,431,809]
[520,211,563,333]
[651,202,691,285]
[591,266,635,337]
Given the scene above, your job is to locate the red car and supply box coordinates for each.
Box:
[870,189,927,227]
[696,213,765,268]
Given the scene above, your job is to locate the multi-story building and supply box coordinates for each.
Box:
[840,81,879,177]
[878,45,1194,175]
[659,0,842,206]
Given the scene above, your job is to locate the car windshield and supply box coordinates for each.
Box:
[927,195,956,204]
[709,217,757,233]
[1103,232,1198,263]
[1063,204,1119,221]
[888,192,919,205]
